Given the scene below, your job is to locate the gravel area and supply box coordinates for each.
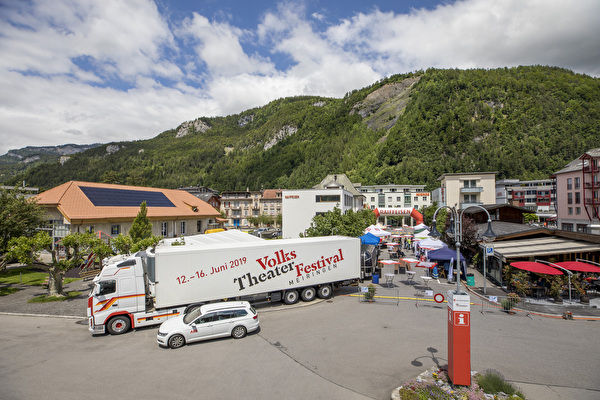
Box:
[0,276,92,318]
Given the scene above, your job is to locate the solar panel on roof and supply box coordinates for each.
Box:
[80,186,175,207]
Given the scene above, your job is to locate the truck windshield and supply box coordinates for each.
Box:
[183,307,203,324]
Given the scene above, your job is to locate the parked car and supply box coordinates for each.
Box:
[157,301,259,348]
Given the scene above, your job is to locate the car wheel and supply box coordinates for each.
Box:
[301,287,316,302]
[317,285,332,299]
[231,325,247,339]
[283,290,299,305]
[106,315,131,335]
[168,334,185,349]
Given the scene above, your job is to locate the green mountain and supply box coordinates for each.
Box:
[3,66,599,192]
[0,144,101,180]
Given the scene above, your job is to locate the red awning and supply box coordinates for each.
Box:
[555,261,600,273]
[510,261,563,275]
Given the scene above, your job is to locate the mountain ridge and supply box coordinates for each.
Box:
[2,66,599,192]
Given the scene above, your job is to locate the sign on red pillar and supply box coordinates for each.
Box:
[447,290,471,386]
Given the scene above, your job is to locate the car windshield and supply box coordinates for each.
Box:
[183,307,203,324]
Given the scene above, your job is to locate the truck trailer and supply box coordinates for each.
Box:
[88,230,360,335]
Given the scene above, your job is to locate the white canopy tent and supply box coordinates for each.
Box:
[364,225,391,237]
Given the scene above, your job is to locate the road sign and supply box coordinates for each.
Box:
[485,245,494,256]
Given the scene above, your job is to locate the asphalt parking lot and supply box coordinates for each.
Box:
[1,285,599,400]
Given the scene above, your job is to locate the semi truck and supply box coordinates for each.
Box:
[88,230,360,335]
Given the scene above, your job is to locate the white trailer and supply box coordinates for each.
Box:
[88,231,360,335]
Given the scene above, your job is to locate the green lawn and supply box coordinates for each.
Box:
[0,266,81,297]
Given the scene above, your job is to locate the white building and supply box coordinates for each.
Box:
[282,174,364,238]
[357,184,430,226]
[432,172,497,209]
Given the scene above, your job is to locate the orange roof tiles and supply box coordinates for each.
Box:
[35,181,220,223]
[262,189,281,199]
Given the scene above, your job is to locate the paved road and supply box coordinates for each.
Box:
[1,290,599,400]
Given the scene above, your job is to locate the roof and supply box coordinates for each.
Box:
[313,174,363,197]
[475,221,543,238]
[262,189,281,199]
[436,171,497,181]
[36,181,220,223]
[492,237,600,261]
[553,157,584,175]
[580,147,600,158]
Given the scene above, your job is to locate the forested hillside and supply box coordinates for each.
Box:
[4,66,599,192]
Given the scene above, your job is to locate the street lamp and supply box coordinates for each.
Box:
[429,204,496,387]
[429,205,496,294]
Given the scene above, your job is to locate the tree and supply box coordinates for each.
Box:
[112,233,161,255]
[129,201,152,241]
[303,207,375,237]
[443,214,479,261]
[0,188,47,270]
[7,231,111,297]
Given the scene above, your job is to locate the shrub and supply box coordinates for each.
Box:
[476,370,524,398]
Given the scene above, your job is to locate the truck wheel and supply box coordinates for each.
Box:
[317,285,332,299]
[283,290,299,305]
[301,287,316,302]
[168,334,185,349]
[231,325,247,339]
[106,315,131,335]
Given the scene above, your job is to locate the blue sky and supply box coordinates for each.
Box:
[0,0,599,155]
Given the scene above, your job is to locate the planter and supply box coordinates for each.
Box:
[580,295,590,304]
[553,296,563,303]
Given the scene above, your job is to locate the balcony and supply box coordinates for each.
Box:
[459,201,483,209]
[460,186,483,193]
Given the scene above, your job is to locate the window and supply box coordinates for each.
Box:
[568,207,573,215]
[111,224,120,235]
[86,226,94,233]
[464,180,477,188]
[316,195,340,202]
[575,177,580,189]
[388,197,392,202]
[562,223,574,232]
[575,192,581,204]
[370,197,375,202]
[197,221,202,233]
[396,197,401,202]
[404,195,411,204]
[180,221,186,235]
[98,280,116,296]
[567,193,573,204]
[567,178,572,190]
[161,222,168,237]
[413,196,418,202]
[576,207,581,215]
[196,313,217,324]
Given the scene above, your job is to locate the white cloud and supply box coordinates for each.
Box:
[324,0,600,76]
[180,13,274,77]
[1,0,599,156]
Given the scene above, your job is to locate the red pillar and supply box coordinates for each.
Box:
[447,290,471,386]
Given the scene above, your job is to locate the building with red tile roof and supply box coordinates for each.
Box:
[36,181,222,241]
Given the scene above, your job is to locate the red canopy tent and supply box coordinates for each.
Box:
[510,261,563,275]
[555,261,600,273]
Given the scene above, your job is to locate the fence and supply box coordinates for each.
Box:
[479,294,532,318]
[357,286,400,305]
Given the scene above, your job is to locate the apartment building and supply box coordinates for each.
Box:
[432,172,497,209]
[552,148,600,234]
[496,179,556,223]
